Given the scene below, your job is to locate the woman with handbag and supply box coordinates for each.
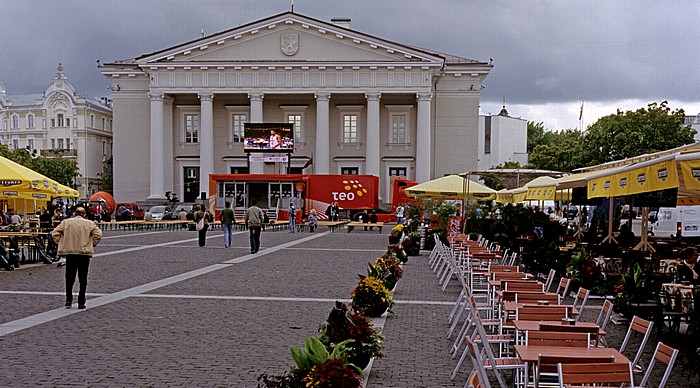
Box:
[194,205,212,247]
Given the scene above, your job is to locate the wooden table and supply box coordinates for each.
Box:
[515,345,630,386]
[512,320,605,344]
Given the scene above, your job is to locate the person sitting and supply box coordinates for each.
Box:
[677,247,700,284]
[360,210,369,231]
[617,222,636,248]
[369,210,378,230]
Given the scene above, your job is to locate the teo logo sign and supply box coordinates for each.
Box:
[332,180,368,201]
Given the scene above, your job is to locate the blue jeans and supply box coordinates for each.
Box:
[249,226,261,253]
[222,223,233,247]
[289,218,296,233]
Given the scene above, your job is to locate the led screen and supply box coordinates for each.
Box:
[244,123,294,152]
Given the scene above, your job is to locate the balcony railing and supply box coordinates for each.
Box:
[40,149,77,157]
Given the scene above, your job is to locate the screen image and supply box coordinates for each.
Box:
[244,123,294,152]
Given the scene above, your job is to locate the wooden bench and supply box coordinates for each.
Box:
[346,221,384,233]
[295,220,348,233]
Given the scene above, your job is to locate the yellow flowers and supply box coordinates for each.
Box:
[391,224,404,233]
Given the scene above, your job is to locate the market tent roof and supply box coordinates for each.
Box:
[55,183,80,198]
[0,155,59,195]
[404,174,496,200]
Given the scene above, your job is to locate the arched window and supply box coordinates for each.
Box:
[11,114,19,129]
[90,114,95,128]
[27,113,34,128]
[101,117,106,129]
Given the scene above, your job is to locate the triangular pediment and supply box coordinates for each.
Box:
[136,12,445,67]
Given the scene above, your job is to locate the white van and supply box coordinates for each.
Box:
[653,205,700,238]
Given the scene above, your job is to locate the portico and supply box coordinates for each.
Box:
[102,11,490,204]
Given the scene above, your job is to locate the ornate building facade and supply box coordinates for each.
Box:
[101,12,491,204]
[0,64,113,198]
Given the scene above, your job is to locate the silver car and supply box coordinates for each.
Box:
[148,205,172,221]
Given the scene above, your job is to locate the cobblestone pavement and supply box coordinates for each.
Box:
[1,227,698,387]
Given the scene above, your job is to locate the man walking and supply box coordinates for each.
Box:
[219,201,235,248]
[288,201,296,233]
[51,207,102,309]
[245,200,264,253]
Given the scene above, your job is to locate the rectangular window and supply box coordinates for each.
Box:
[57,139,64,149]
[390,115,407,143]
[66,139,71,150]
[66,118,70,127]
[232,114,246,142]
[51,119,56,127]
[51,139,56,149]
[229,166,249,174]
[185,113,199,143]
[90,115,95,128]
[102,117,106,129]
[341,167,359,175]
[288,114,302,142]
[484,116,492,154]
[343,114,358,143]
[27,115,34,128]
[57,114,64,127]
[27,139,34,150]
[389,167,407,177]
[13,139,19,149]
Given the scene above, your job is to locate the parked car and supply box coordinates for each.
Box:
[162,203,195,220]
[147,205,172,221]
[115,202,145,221]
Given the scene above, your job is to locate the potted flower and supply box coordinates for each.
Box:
[389,224,404,244]
[385,243,408,264]
[372,256,404,291]
[258,336,363,388]
[319,301,384,370]
[401,233,420,256]
[351,276,393,317]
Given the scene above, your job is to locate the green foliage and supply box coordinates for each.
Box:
[290,337,359,373]
[529,129,584,172]
[577,101,695,166]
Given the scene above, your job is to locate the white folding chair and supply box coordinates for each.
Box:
[639,342,679,388]
[593,300,614,347]
[571,287,590,322]
[619,315,654,374]
[544,269,556,293]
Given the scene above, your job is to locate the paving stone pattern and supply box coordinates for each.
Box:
[1,226,698,387]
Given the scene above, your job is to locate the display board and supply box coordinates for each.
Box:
[244,123,294,152]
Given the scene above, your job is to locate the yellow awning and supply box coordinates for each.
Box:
[0,155,60,195]
[496,189,515,204]
[588,155,679,198]
[55,183,80,198]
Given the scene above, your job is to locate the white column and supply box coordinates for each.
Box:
[163,95,174,195]
[415,92,432,182]
[315,92,330,174]
[249,93,264,174]
[148,93,166,199]
[198,93,214,197]
[365,92,381,177]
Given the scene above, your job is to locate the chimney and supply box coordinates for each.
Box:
[331,17,351,28]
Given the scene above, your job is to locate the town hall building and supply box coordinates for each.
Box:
[101,12,492,204]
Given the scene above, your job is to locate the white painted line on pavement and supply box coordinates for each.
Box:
[0,231,328,337]
[101,230,175,239]
[223,231,329,264]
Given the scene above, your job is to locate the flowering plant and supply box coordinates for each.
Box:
[319,301,384,370]
[372,256,404,290]
[389,224,404,244]
[351,276,393,317]
[391,224,404,234]
[384,243,408,264]
[258,336,362,388]
[566,247,607,295]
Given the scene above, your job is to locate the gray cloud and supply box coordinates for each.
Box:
[1,0,698,114]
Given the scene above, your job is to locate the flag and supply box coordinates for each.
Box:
[579,101,584,121]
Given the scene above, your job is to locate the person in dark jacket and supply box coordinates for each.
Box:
[369,210,378,230]
[677,247,699,284]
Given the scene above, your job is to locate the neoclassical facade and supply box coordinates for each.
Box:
[101,12,491,204]
[0,65,113,198]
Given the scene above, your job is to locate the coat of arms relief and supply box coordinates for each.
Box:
[281,33,299,56]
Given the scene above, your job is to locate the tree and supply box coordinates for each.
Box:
[0,144,79,186]
[577,101,696,166]
[529,129,583,172]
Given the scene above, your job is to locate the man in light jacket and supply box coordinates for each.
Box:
[51,207,102,309]
[245,200,264,254]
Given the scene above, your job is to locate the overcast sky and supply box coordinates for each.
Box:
[1,0,698,131]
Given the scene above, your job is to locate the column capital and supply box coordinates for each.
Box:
[365,92,381,101]
[148,93,164,101]
[248,92,264,102]
[416,92,433,102]
[314,92,331,102]
[198,92,214,101]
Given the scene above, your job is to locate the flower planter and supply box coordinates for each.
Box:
[361,303,389,318]
[388,235,401,244]
[349,353,372,370]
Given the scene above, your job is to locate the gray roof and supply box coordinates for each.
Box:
[6,94,44,107]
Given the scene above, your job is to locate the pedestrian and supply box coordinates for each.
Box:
[194,205,212,247]
[245,199,264,254]
[308,209,318,233]
[369,210,378,230]
[396,203,405,225]
[677,247,699,284]
[288,201,296,233]
[332,202,340,221]
[360,210,369,230]
[51,207,102,309]
[9,209,22,230]
[219,201,234,248]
